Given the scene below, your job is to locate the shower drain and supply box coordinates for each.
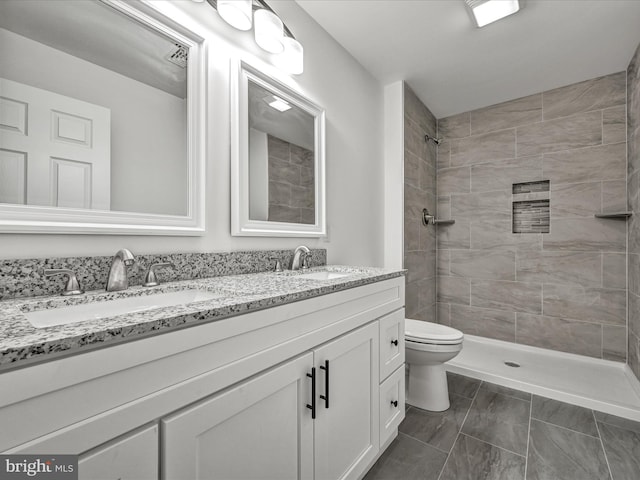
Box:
[504,361,521,368]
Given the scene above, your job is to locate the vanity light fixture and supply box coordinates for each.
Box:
[465,0,520,27]
[200,0,304,74]
[264,95,292,112]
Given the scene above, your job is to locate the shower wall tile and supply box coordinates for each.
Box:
[450,129,516,166]
[543,142,626,185]
[542,71,626,120]
[628,43,640,380]
[437,140,451,170]
[404,83,437,324]
[437,71,629,362]
[437,220,471,249]
[470,155,543,193]
[516,313,602,358]
[603,105,627,145]
[544,218,626,252]
[603,253,627,290]
[517,110,602,156]
[470,93,542,135]
[437,275,471,305]
[438,112,470,139]
[437,166,470,194]
[516,251,602,287]
[471,279,542,314]
[603,325,627,362]
[602,179,628,213]
[450,250,516,281]
[451,190,511,221]
[543,284,626,326]
[470,219,542,252]
[549,182,601,217]
[437,302,451,325]
[449,304,516,342]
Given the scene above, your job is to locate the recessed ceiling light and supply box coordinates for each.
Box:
[264,95,292,112]
[465,0,520,27]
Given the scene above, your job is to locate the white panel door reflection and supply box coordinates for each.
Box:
[0,78,110,210]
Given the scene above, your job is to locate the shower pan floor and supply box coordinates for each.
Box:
[447,334,640,421]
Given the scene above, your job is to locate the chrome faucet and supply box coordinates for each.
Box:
[291,245,311,271]
[106,248,135,292]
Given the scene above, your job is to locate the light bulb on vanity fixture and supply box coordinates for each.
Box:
[198,0,304,74]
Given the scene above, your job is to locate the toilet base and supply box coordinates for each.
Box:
[407,363,450,412]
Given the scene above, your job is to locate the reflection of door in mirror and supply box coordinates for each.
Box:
[0,0,188,216]
[0,78,111,210]
[247,80,315,225]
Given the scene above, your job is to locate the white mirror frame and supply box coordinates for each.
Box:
[231,61,326,237]
[0,0,206,236]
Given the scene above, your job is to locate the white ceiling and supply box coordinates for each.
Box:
[296,0,640,118]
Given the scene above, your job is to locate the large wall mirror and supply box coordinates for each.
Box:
[231,61,326,237]
[0,0,205,235]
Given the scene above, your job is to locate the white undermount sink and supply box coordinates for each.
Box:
[24,289,221,329]
[302,271,352,281]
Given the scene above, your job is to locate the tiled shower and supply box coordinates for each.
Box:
[404,41,640,381]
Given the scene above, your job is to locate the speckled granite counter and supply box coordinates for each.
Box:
[0,266,404,369]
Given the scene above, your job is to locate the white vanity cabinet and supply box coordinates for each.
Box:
[78,425,159,480]
[163,322,380,480]
[0,277,405,480]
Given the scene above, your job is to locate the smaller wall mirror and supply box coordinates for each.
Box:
[231,61,326,237]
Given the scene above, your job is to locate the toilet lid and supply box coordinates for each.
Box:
[405,318,463,344]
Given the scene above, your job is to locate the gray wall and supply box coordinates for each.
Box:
[628,44,640,377]
[404,84,437,322]
[436,72,628,361]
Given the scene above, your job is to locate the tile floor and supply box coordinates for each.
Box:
[364,373,640,480]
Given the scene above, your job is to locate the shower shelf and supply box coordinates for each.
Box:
[594,212,633,219]
[433,219,455,225]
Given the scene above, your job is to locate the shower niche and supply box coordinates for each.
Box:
[512,180,550,234]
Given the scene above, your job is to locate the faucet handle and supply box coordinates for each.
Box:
[143,262,174,287]
[301,253,310,270]
[44,268,84,296]
[269,257,283,273]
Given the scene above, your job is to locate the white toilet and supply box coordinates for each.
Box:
[405,319,464,412]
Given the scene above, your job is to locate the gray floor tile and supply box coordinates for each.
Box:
[439,434,525,480]
[594,410,640,434]
[598,421,640,480]
[531,395,598,437]
[527,419,611,480]
[447,372,482,399]
[400,393,472,452]
[363,433,447,480]
[461,386,530,455]
[480,381,532,402]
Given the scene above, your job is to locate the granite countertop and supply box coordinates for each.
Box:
[0,265,404,370]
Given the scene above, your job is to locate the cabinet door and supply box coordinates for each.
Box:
[379,309,405,381]
[162,353,314,480]
[313,322,380,480]
[78,424,158,480]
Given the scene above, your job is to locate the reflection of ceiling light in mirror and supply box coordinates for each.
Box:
[265,95,292,112]
[217,0,253,31]
[254,9,284,53]
[465,0,520,27]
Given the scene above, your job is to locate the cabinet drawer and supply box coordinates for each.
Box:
[379,309,404,381]
[78,424,158,480]
[379,365,405,447]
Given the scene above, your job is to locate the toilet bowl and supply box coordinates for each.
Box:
[405,319,464,412]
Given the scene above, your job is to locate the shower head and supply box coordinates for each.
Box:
[424,134,442,145]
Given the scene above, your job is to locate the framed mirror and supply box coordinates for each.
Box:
[0,0,206,235]
[231,61,326,237]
